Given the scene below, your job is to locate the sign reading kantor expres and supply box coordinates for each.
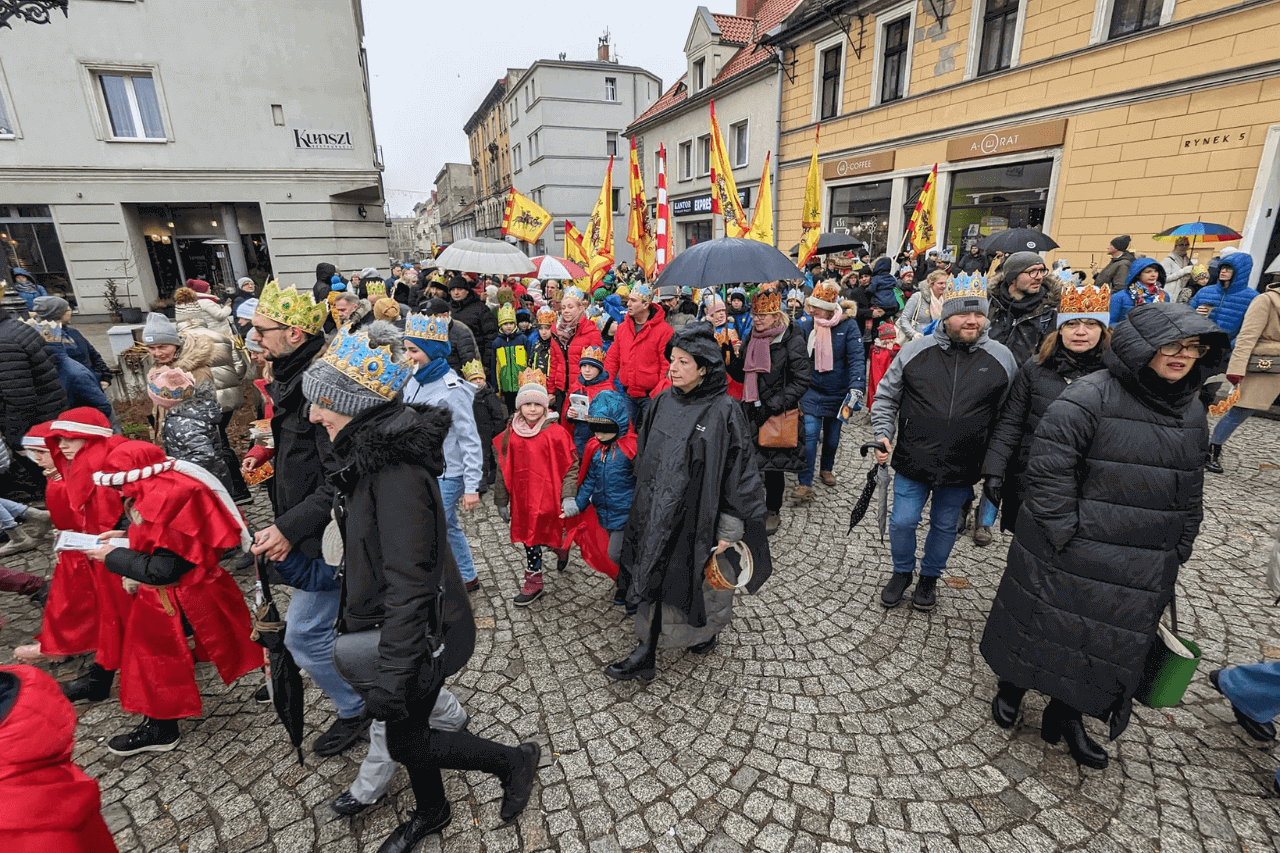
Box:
[293,128,354,150]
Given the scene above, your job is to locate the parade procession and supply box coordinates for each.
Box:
[3,0,1280,851]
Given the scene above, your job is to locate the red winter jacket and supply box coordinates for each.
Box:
[547,317,603,397]
[604,303,673,398]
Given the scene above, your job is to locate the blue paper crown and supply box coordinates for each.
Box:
[404,313,450,342]
[944,272,987,302]
[321,327,412,399]
[630,283,652,299]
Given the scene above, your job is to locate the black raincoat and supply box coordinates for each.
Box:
[620,325,769,626]
[981,302,1228,738]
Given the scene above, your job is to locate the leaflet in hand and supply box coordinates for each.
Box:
[55,531,129,552]
[569,393,590,418]
[838,389,862,422]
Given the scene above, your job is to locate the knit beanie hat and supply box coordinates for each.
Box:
[808,281,840,312]
[186,278,211,294]
[514,367,550,409]
[301,321,407,416]
[579,345,605,372]
[141,311,181,346]
[940,273,989,320]
[373,297,400,321]
[423,297,451,316]
[1001,251,1043,282]
[33,295,71,321]
[360,267,380,280]
[147,367,196,410]
[235,298,259,320]
[1110,234,1131,252]
[330,274,347,292]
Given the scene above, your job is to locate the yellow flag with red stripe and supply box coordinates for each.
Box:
[709,100,749,238]
[797,127,822,267]
[626,137,656,277]
[501,188,551,244]
[907,163,939,255]
[584,158,615,286]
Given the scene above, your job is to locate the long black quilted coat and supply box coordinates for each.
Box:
[0,306,68,446]
[981,303,1228,738]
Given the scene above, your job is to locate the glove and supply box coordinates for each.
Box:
[498,505,510,523]
[363,686,409,723]
[122,577,141,595]
[848,389,864,412]
[1226,374,1242,386]
[982,477,1002,512]
[561,498,581,518]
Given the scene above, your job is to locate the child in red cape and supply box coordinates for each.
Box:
[46,407,133,704]
[85,440,260,756]
[0,664,119,853]
[493,368,575,606]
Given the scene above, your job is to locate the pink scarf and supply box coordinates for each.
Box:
[743,320,787,403]
[512,409,556,438]
[808,312,841,373]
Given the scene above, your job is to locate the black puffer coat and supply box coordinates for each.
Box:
[729,319,813,472]
[622,325,769,624]
[449,291,499,372]
[159,383,232,491]
[980,346,1106,532]
[0,307,68,446]
[330,401,474,711]
[981,303,1229,738]
[987,279,1059,366]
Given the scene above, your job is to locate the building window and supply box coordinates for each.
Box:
[611,188,621,211]
[693,58,705,91]
[529,131,539,159]
[531,79,536,100]
[531,188,542,206]
[697,134,711,177]
[97,71,166,140]
[678,140,693,181]
[684,220,712,248]
[509,98,517,123]
[605,77,617,100]
[606,131,618,156]
[880,17,910,104]
[0,205,72,303]
[1109,0,1162,38]
[944,160,1053,254]
[513,143,522,172]
[0,90,12,137]
[819,45,842,120]
[731,120,749,168]
[978,0,1020,75]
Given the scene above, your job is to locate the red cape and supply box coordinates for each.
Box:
[36,479,98,657]
[494,422,575,548]
[560,435,638,579]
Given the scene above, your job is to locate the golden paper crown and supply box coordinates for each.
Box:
[497,303,517,327]
[536,306,557,325]
[752,288,782,315]
[517,367,547,390]
[404,312,450,342]
[811,281,841,306]
[257,279,328,335]
[461,359,486,381]
[318,327,412,399]
[580,345,606,366]
[943,273,987,303]
[365,280,387,299]
[1058,284,1111,322]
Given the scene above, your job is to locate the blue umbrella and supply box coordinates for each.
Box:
[1152,221,1241,241]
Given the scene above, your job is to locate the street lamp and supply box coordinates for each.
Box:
[0,0,68,29]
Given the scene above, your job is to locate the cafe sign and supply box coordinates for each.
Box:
[821,150,896,181]
[947,119,1067,162]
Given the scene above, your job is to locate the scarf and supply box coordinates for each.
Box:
[554,316,576,346]
[743,320,787,403]
[928,292,944,320]
[512,409,556,438]
[807,312,841,373]
[1131,281,1165,307]
[12,278,37,293]
[413,357,450,386]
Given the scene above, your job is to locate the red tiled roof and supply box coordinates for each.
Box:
[627,0,802,132]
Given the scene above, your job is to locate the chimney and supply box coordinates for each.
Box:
[736,0,766,18]
[597,37,610,62]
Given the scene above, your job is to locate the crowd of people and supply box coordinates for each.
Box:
[1,233,1279,851]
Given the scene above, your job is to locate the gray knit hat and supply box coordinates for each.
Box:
[33,295,70,322]
[301,320,406,416]
[141,312,181,346]
[359,267,380,280]
[1001,251,1044,283]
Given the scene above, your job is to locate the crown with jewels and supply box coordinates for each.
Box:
[497,303,517,327]
[752,288,782,315]
[943,272,987,303]
[318,327,412,399]
[365,280,387,299]
[256,279,328,335]
[1057,284,1111,326]
[404,312,450,342]
[811,281,841,306]
[23,319,63,343]
[517,367,548,391]
[461,359,486,381]
[563,286,586,303]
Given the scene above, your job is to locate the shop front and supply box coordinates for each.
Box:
[671,188,750,251]
[0,204,72,304]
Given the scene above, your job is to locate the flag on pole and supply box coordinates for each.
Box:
[501,188,552,244]
[709,100,750,238]
[906,163,939,255]
[564,220,588,266]
[585,157,615,287]
[797,127,822,267]
[746,152,773,245]
[626,137,656,277]
[655,144,671,274]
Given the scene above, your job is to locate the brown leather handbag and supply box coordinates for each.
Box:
[758,408,800,448]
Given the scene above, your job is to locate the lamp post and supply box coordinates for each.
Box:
[0,0,68,30]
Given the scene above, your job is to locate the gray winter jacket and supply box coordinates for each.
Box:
[159,383,232,489]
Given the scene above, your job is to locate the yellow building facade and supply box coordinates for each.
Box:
[772,0,1280,282]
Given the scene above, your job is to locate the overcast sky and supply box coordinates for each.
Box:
[363,0,703,216]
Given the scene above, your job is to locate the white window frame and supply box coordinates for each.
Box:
[1089,0,1176,44]
[509,98,517,125]
[730,120,749,168]
[964,0,1029,80]
[811,34,846,123]
[693,58,706,92]
[0,59,19,139]
[870,2,918,108]
[697,134,711,178]
[605,76,617,101]
[78,61,172,143]
[528,131,539,160]
[512,143,522,173]
[678,138,694,182]
[606,131,618,156]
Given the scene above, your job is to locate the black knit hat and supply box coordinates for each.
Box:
[1110,235,1131,252]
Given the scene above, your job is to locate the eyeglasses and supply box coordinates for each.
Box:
[252,322,289,335]
[1157,340,1210,357]
[1023,267,1047,277]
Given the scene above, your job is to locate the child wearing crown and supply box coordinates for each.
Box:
[492,303,531,411]
[492,368,575,605]
[564,344,613,454]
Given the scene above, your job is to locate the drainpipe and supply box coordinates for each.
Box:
[773,59,783,241]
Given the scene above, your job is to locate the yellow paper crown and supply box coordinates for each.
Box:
[536,306,557,325]
[497,303,517,327]
[318,327,412,399]
[461,359,486,381]
[1058,284,1111,322]
[811,281,841,305]
[580,345,606,366]
[517,367,547,390]
[257,279,328,335]
[365,280,387,299]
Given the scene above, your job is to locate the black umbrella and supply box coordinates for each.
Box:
[848,442,889,542]
[251,555,305,765]
[655,238,804,288]
[786,233,868,257]
[977,228,1059,254]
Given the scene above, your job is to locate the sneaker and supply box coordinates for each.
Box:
[973,525,993,547]
[500,743,541,821]
[513,586,543,606]
[313,714,370,757]
[765,511,781,536]
[61,664,114,703]
[329,791,373,817]
[555,553,569,572]
[1209,669,1277,741]
[820,471,837,487]
[793,485,815,503]
[0,527,40,557]
[254,683,271,704]
[880,572,913,608]
[688,635,718,655]
[465,578,480,593]
[912,576,938,611]
[107,717,180,756]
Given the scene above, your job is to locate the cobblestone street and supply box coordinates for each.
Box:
[3,413,1279,853]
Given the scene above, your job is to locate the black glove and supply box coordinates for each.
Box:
[982,477,1002,512]
[364,686,409,723]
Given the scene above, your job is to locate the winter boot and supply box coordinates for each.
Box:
[513,570,544,606]
[991,681,1026,729]
[0,527,40,557]
[604,605,662,681]
[19,507,51,534]
[793,485,814,504]
[107,717,180,756]
[912,575,938,611]
[61,663,115,703]
[1041,699,1108,770]
[880,572,913,608]
[973,503,993,547]
[1206,443,1224,474]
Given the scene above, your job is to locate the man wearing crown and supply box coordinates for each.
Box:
[245,281,370,758]
[871,272,1017,612]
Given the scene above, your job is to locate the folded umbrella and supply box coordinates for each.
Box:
[849,442,890,542]
[251,555,305,765]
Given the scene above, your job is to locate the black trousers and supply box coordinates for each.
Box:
[764,471,786,512]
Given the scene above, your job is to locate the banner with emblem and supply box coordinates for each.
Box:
[501,188,551,244]
[626,137,656,277]
[584,157,615,287]
[797,127,822,267]
[907,163,939,255]
[746,152,773,246]
[709,100,749,239]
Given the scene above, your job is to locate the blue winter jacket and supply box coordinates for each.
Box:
[796,313,866,417]
[1189,253,1257,345]
[48,343,113,421]
[1110,257,1168,326]
[573,391,635,531]
[867,257,900,310]
[62,325,113,385]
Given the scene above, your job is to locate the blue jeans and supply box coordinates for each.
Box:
[438,476,477,583]
[1212,405,1255,445]
[0,497,28,530]
[1218,660,1280,787]
[801,414,842,487]
[889,472,972,578]
[283,587,365,719]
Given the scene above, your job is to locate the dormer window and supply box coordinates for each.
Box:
[693,58,705,91]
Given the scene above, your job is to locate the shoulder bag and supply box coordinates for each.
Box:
[332,584,447,699]
[758,408,799,448]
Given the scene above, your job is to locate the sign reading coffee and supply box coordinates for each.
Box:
[671,188,749,217]
[293,128,354,150]
[821,150,896,181]
[946,119,1066,162]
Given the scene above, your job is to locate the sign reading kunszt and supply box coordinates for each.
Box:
[671,188,749,217]
[293,128,354,150]
[946,119,1066,162]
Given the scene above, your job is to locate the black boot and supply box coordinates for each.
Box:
[991,681,1026,729]
[61,663,114,703]
[604,604,662,681]
[880,572,913,608]
[376,806,451,853]
[1206,443,1224,474]
[1041,699,1108,769]
[107,717,180,756]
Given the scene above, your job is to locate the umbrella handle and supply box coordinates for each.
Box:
[859,441,884,458]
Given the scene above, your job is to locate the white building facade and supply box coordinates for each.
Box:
[0,0,387,317]
[507,46,661,262]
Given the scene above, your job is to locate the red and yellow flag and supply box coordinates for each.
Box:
[797,127,822,267]
[907,163,939,255]
[746,152,773,246]
[564,220,588,267]
[709,101,749,239]
[501,188,551,244]
[584,157,615,287]
[626,137,656,277]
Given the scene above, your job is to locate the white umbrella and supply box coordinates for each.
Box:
[435,237,536,276]
[528,255,588,281]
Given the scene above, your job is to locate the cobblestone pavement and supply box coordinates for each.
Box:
[3,412,1279,853]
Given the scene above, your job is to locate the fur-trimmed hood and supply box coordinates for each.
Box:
[330,400,452,488]
[174,330,215,372]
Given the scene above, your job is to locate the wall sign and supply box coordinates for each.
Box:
[671,188,750,217]
[947,119,1066,162]
[1180,128,1249,151]
[293,128,354,150]
[821,150,896,181]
